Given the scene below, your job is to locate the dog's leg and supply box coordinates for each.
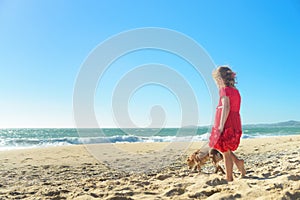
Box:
[217,165,225,174]
[212,158,225,174]
[211,158,219,174]
[197,164,202,173]
[214,165,219,173]
[192,165,197,172]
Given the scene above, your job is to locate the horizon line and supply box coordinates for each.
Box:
[0,120,299,129]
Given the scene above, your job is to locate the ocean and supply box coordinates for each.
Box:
[0,125,300,151]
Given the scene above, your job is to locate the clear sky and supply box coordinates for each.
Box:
[0,0,299,128]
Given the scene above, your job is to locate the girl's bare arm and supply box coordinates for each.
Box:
[219,96,230,133]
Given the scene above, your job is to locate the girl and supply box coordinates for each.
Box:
[209,66,246,181]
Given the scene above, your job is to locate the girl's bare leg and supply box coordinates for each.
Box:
[230,152,246,177]
[223,151,234,181]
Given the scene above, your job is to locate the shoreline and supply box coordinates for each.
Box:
[1,134,300,152]
[0,136,300,199]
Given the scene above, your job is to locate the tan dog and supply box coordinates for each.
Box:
[186,149,210,172]
[187,147,225,174]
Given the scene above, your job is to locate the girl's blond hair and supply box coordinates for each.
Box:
[213,66,237,87]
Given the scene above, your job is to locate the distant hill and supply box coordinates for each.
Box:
[274,120,300,126]
[185,120,300,129]
[244,120,300,127]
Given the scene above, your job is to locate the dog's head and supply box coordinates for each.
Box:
[186,149,207,168]
[186,155,196,169]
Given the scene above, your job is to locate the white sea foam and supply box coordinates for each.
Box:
[0,127,299,151]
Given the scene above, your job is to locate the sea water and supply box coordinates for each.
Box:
[0,124,299,150]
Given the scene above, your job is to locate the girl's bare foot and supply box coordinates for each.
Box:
[236,159,246,177]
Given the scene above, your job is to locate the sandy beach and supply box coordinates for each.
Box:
[0,136,300,200]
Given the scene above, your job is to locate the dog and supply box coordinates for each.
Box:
[186,148,210,172]
[186,147,225,174]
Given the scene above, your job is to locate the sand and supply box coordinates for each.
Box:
[0,136,300,200]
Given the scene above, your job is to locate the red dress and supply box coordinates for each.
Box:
[209,87,242,152]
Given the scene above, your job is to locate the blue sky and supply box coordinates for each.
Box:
[0,0,299,128]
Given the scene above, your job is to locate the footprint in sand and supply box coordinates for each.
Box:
[287,159,299,164]
[262,172,271,178]
[282,191,300,200]
[188,188,222,199]
[205,177,227,186]
[21,157,33,163]
[287,174,300,181]
[156,174,172,181]
[143,191,158,195]
[106,196,133,200]
[164,187,185,197]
